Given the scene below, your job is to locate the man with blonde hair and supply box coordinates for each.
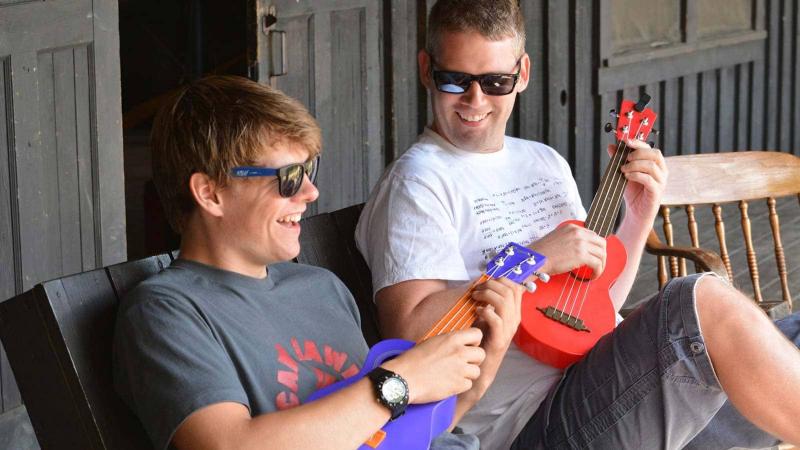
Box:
[357,0,800,448]
[113,75,523,450]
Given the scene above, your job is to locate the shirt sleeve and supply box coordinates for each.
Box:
[113,295,248,450]
[356,174,470,294]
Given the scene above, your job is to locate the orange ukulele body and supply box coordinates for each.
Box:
[515,220,625,369]
[514,95,658,369]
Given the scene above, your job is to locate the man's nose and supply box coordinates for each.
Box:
[460,80,486,106]
[297,173,320,203]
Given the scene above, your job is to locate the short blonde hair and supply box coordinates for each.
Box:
[426,0,526,59]
[151,75,321,233]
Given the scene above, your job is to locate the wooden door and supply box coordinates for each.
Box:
[248,0,384,215]
[0,0,125,446]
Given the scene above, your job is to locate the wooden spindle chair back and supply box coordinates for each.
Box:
[646,151,800,319]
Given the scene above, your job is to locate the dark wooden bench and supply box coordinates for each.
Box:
[295,203,381,345]
[0,255,172,449]
[0,203,375,449]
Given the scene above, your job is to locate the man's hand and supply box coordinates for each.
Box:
[381,328,485,404]
[380,277,525,406]
[615,139,668,226]
[471,277,524,356]
[529,224,607,278]
[465,277,525,400]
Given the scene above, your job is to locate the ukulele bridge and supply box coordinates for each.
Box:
[536,306,591,332]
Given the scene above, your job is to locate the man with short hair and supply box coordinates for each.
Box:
[356,1,800,448]
[112,75,524,450]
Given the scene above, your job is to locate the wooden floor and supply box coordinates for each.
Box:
[625,196,800,311]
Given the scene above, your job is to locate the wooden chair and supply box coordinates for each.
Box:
[294,202,381,345]
[0,254,174,449]
[645,151,800,319]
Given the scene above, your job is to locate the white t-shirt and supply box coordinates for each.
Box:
[355,128,587,450]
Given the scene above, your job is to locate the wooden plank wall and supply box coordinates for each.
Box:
[384,0,800,205]
[382,0,800,307]
[0,0,125,445]
[273,0,799,213]
[253,0,384,217]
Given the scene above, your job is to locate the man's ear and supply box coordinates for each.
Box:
[188,172,224,218]
[418,49,433,91]
[517,53,531,93]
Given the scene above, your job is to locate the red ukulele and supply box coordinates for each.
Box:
[515,94,658,369]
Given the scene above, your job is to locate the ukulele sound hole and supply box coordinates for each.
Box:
[569,267,593,282]
[536,306,591,332]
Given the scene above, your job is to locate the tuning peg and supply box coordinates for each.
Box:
[634,93,652,112]
[608,109,618,117]
[534,271,550,283]
[604,122,614,134]
[651,128,660,136]
[524,281,537,293]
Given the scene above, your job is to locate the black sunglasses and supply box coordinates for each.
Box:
[230,155,319,197]
[431,56,522,96]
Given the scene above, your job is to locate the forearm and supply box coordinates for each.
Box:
[175,379,391,450]
[452,346,504,425]
[378,281,472,341]
[453,391,479,428]
[250,380,390,449]
[611,215,652,311]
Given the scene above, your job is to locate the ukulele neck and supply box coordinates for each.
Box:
[417,274,489,343]
[584,140,632,238]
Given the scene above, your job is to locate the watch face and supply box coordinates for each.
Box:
[381,377,407,404]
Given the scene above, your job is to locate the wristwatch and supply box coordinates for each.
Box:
[367,367,409,421]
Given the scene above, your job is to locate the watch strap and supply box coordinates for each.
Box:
[367,367,408,421]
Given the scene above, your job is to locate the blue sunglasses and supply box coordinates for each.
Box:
[230,156,319,197]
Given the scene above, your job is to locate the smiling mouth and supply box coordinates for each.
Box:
[457,111,489,123]
[277,213,302,228]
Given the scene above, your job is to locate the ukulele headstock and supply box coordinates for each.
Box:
[606,94,658,143]
[486,243,546,284]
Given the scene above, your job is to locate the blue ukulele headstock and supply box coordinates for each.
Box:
[486,243,546,284]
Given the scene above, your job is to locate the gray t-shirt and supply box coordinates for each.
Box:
[113,259,369,450]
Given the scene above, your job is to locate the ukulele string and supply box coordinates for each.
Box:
[438,265,517,335]
[595,119,643,238]
[591,124,632,240]
[567,137,628,320]
[551,269,574,318]
[554,136,626,321]
[422,263,517,340]
[572,122,638,319]
[421,276,486,341]
[573,118,647,320]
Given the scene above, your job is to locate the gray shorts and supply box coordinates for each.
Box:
[511,273,796,450]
